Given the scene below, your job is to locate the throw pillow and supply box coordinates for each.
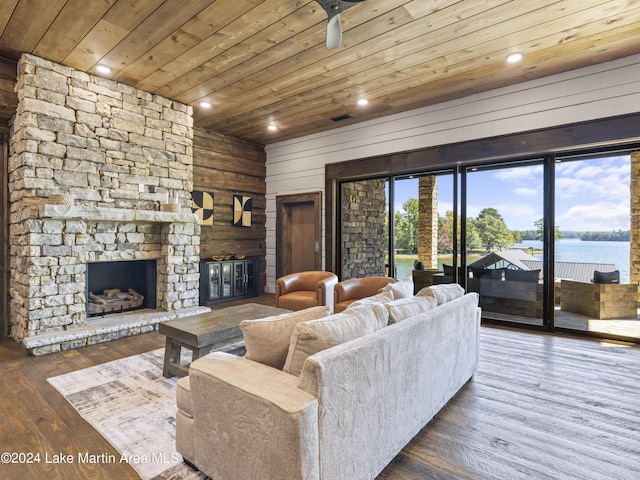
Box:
[417,283,465,305]
[382,277,414,299]
[283,304,389,376]
[593,270,620,284]
[240,305,330,369]
[345,290,394,310]
[385,296,437,323]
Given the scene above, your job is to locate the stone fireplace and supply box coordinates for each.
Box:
[8,54,206,354]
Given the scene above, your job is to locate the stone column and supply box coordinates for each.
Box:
[159,221,201,311]
[630,151,640,299]
[418,175,438,269]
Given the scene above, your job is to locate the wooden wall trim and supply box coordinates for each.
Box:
[325,112,640,273]
[0,56,17,128]
[1,133,8,338]
[326,112,640,181]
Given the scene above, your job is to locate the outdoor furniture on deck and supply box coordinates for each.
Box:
[467,276,543,318]
[560,280,638,319]
[411,269,443,294]
[432,264,465,285]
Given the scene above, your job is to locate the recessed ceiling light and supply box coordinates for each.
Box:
[199,101,212,109]
[506,52,523,64]
[267,124,278,132]
[357,98,369,106]
[96,65,111,74]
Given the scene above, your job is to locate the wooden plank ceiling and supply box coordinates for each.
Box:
[0,0,639,145]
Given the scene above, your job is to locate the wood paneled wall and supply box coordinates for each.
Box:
[193,128,267,292]
[0,56,16,127]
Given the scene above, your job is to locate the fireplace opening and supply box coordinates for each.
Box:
[86,260,157,317]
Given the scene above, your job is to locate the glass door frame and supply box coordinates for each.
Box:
[388,170,459,282]
[461,151,635,334]
[543,156,555,330]
[332,149,636,338]
[461,158,554,331]
[335,169,458,281]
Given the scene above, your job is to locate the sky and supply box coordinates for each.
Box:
[393,154,631,232]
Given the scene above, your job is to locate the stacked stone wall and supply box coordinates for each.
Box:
[341,179,387,278]
[8,54,199,344]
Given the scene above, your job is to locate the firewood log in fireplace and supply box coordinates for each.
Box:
[88,288,144,315]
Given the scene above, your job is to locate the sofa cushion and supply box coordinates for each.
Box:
[283,304,389,376]
[176,377,193,418]
[417,283,465,305]
[382,277,414,299]
[240,305,331,369]
[345,290,393,310]
[385,296,438,323]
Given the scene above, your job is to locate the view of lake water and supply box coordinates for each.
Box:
[521,239,630,283]
[395,239,630,283]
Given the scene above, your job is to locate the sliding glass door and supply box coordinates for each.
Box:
[336,150,639,341]
[464,161,546,325]
[391,173,456,281]
[553,153,639,340]
[338,171,456,284]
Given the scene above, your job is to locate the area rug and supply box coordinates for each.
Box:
[47,344,242,480]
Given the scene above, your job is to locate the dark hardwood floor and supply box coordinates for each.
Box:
[1,296,639,479]
[0,327,161,479]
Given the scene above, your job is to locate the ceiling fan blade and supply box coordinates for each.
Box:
[326,14,342,49]
[316,0,365,49]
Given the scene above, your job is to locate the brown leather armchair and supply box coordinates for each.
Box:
[275,271,338,312]
[333,276,396,313]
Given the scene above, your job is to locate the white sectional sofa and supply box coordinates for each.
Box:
[176,285,481,480]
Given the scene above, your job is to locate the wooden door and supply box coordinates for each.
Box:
[276,192,322,278]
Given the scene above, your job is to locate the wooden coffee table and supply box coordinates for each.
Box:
[159,303,290,378]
